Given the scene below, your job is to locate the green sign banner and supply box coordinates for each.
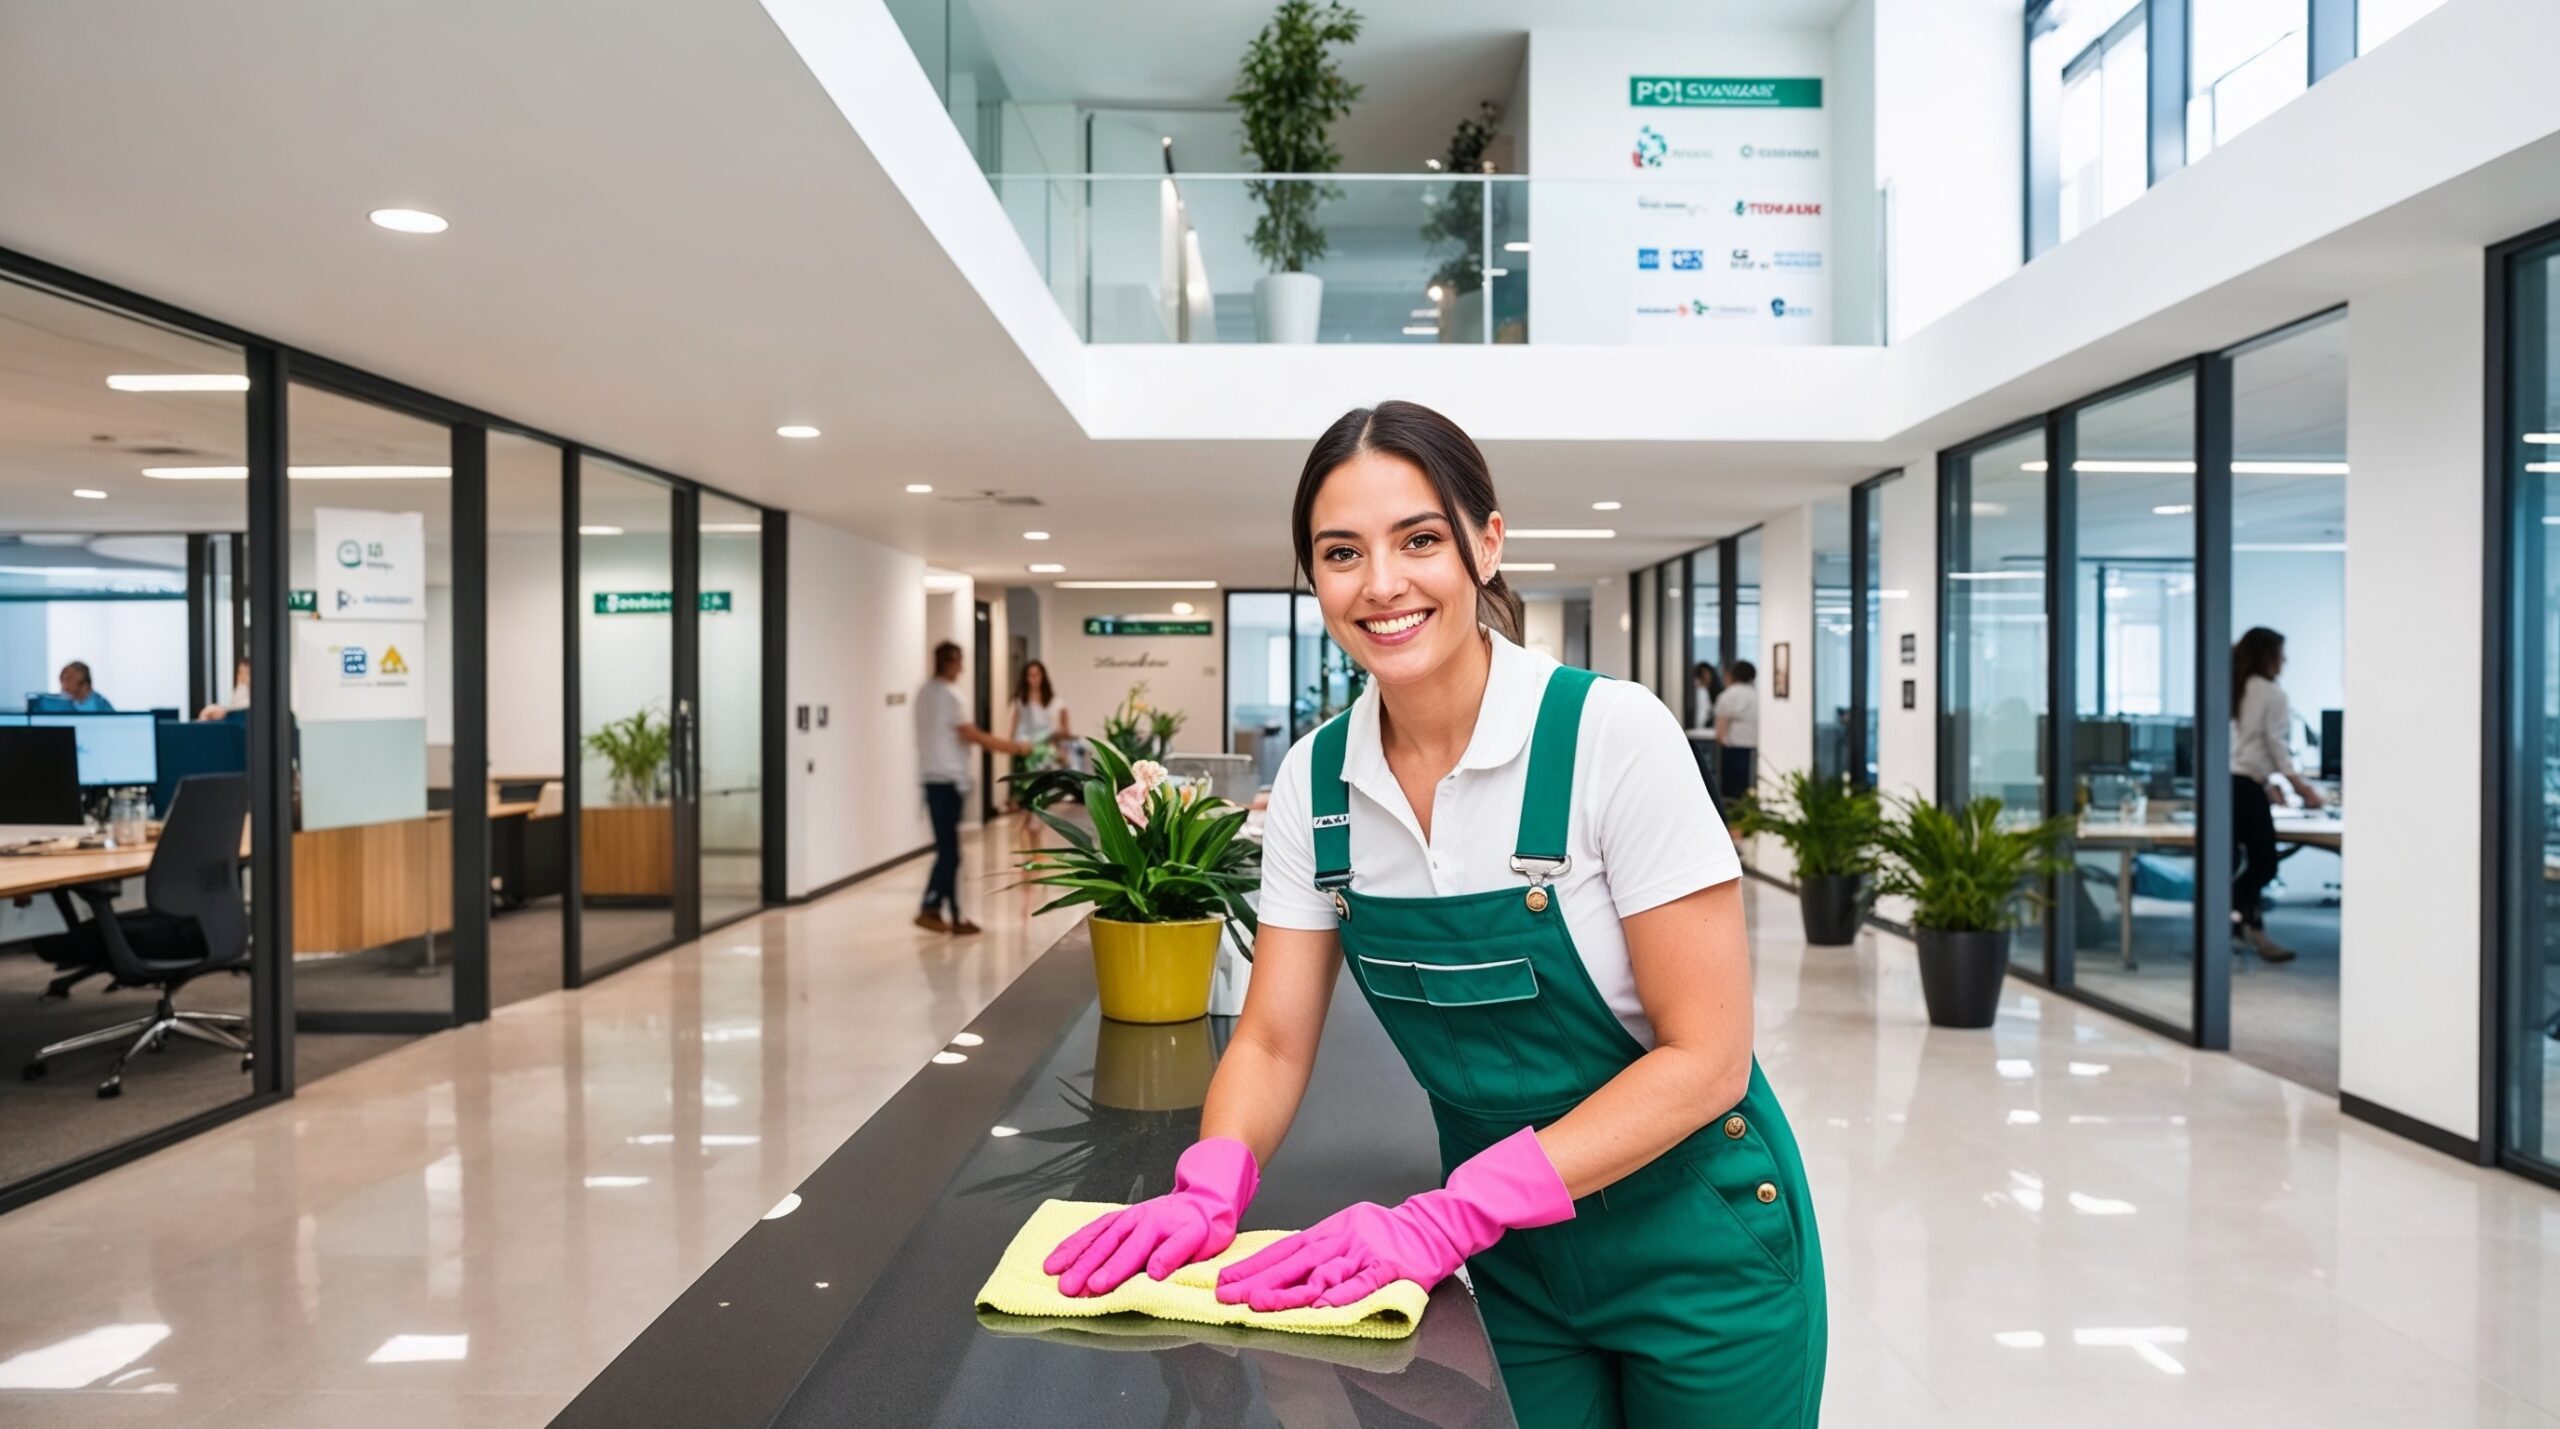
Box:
[1084,617,1212,638]
[288,589,316,614]
[1630,76,1822,108]
[594,591,732,615]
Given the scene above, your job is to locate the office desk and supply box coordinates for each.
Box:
[2076,813,2346,968]
[556,921,1510,1429]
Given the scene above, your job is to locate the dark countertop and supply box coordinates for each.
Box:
[554,922,1514,1429]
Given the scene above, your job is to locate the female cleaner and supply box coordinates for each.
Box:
[1046,401,1825,1426]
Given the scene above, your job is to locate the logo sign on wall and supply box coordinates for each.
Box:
[314,507,425,620]
[292,619,426,720]
[1629,77,1823,108]
[1620,73,1829,345]
[1084,618,1213,637]
[593,591,733,614]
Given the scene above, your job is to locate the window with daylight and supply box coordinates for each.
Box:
[2188,0,2308,162]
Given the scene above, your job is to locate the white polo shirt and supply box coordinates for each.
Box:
[1259,631,1743,1048]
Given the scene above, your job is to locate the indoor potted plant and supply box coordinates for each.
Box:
[1419,100,1502,344]
[1017,737,1261,1023]
[1101,683,1185,763]
[1231,0,1362,343]
[581,706,674,899]
[1732,767,1881,946]
[1871,795,2072,1028]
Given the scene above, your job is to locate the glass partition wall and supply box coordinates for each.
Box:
[0,247,784,1210]
[1812,499,1853,782]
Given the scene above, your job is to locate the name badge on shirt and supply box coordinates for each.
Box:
[1312,813,1350,829]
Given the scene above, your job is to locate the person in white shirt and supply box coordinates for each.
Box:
[2230,626,2324,964]
[914,641,1027,935]
[1040,400,1823,1426]
[1711,659,1760,806]
[1006,658,1071,811]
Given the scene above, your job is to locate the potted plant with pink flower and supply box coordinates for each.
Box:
[1016,736,1260,1023]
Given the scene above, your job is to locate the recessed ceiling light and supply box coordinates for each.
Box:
[1402,325,1439,336]
[106,374,249,392]
[1503,241,1532,253]
[1499,562,1557,573]
[1023,531,1050,541]
[1028,563,1065,574]
[701,522,760,533]
[1591,501,1622,511]
[2152,504,2193,517]
[2231,460,2347,475]
[1427,284,1445,302]
[1507,528,1615,539]
[579,524,625,536]
[72,488,107,500]
[1171,601,1196,615]
[904,483,934,494]
[776,425,821,439]
[141,465,451,480]
[1052,580,1217,590]
[368,208,448,234]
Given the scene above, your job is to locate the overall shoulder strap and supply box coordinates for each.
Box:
[1515,667,1601,868]
[1309,711,1354,891]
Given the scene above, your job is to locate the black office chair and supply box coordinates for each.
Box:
[23,774,251,1098]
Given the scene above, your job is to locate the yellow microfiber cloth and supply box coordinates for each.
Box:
[974,1199,1429,1341]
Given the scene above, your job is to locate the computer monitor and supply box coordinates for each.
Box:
[2320,709,2343,781]
[25,692,76,713]
[26,712,159,787]
[2073,719,2133,768]
[0,726,84,826]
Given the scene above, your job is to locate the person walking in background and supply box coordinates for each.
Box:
[1006,658,1070,812]
[915,640,1027,936]
[2230,627,2322,964]
[55,661,113,711]
[1712,659,1760,805]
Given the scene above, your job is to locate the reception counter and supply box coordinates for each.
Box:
[555,922,1515,1428]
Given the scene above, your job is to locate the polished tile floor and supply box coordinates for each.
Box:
[0,841,2554,1426]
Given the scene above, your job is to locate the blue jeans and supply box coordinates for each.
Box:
[922,782,965,920]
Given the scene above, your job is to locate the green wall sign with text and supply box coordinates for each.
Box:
[1084,617,1212,637]
[288,589,316,613]
[594,591,732,615]
[1630,76,1822,108]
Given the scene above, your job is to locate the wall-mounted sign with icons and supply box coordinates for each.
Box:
[593,590,733,615]
[291,619,427,720]
[1083,617,1213,637]
[314,507,426,620]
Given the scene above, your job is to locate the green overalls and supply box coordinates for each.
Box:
[1310,666,1826,1428]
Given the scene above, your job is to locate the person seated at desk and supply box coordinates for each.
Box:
[2231,627,2324,965]
[54,661,113,712]
[197,656,250,722]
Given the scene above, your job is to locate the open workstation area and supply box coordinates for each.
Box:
[1,1,2558,1425]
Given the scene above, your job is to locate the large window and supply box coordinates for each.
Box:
[2188,0,2308,162]
[2032,1,2149,252]
[1689,547,1721,730]
[1812,498,1853,782]
[1943,426,2052,973]
[2497,231,2560,1186]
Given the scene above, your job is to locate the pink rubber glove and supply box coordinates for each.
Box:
[1215,1127,1574,1312]
[1044,1137,1261,1296]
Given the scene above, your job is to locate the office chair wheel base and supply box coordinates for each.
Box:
[21,1062,44,1082]
[96,1079,121,1099]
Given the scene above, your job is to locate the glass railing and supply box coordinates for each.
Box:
[992,174,1537,345]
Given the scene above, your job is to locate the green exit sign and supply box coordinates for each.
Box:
[594,591,733,615]
[288,589,316,613]
[1085,617,1212,637]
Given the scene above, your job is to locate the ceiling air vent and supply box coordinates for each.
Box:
[936,490,1045,508]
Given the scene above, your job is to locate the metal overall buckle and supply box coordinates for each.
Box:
[1508,855,1569,913]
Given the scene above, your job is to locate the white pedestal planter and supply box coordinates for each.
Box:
[1254,272,1323,344]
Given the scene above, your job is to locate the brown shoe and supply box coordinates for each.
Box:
[913,911,950,934]
[950,919,983,936]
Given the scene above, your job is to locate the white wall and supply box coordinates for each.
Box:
[1588,576,1631,680]
[786,515,931,897]
[2339,250,2485,1144]
[1521,596,1567,662]
[1040,585,1223,754]
[1525,27,1836,346]
[1828,0,1880,346]
[486,532,563,778]
[1871,0,2022,343]
[1873,465,1937,924]
[1753,505,1815,877]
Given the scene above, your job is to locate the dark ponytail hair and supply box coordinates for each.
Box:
[1291,400,1525,643]
[2232,627,2284,717]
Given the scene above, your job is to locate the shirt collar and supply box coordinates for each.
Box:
[1343,630,1552,801]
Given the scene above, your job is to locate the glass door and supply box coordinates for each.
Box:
[1943,425,2052,975]
[696,494,763,931]
[2500,234,2560,1183]
[573,457,680,980]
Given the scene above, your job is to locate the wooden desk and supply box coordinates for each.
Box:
[2075,812,2345,968]
[0,845,158,900]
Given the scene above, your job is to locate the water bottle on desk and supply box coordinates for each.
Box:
[107,787,149,850]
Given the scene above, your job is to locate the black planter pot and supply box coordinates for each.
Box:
[1797,874,1865,947]
[1915,928,2009,1028]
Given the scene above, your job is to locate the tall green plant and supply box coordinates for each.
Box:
[1101,684,1185,762]
[1731,768,1881,878]
[1420,101,1502,300]
[1871,796,2073,933]
[1015,736,1262,949]
[585,707,670,805]
[1231,0,1364,274]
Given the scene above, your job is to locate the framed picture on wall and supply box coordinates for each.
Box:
[1771,642,1791,699]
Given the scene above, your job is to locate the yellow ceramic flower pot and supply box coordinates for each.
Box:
[1089,916,1221,1024]
[1091,1016,1216,1110]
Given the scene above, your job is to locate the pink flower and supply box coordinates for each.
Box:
[1116,760,1170,829]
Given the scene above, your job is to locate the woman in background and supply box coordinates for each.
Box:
[1007,659,1069,811]
[2231,627,2323,964]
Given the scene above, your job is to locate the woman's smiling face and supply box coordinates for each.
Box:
[1306,448,1502,689]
